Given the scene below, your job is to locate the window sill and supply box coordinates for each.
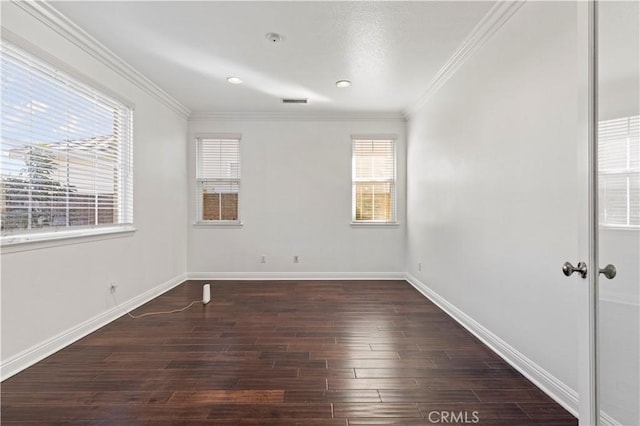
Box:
[600,225,640,231]
[350,221,400,228]
[193,221,243,228]
[1,225,137,254]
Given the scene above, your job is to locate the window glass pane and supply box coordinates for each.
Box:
[354,140,394,180]
[197,138,240,222]
[198,139,240,179]
[355,182,392,221]
[352,139,395,222]
[600,174,629,225]
[599,118,631,170]
[202,193,239,221]
[1,42,133,238]
[598,116,639,227]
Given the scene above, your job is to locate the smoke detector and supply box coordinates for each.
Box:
[266,33,282,44]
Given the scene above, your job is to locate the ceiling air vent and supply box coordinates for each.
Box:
[282,98,308,104]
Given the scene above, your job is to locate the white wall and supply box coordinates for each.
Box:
[0,2,189,375]
[188,117,406,277]
[406,0,581,397]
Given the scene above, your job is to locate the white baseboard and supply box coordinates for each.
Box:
[0,273,188,381]
[188,271,406,280]
[404,273,579,418]
[2,270,592,424]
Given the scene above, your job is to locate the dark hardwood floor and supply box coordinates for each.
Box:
[1,280,577,425]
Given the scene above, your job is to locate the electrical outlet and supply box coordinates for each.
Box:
[261,255,267,264]
[293,255,300,263]
[109,282,118,293]
[418,262,422,272]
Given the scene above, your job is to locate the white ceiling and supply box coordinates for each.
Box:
[52,1,494,114]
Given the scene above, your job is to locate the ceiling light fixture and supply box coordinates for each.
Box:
[336,80,352,88]
[265,33,282,44]
[226,77,243,84]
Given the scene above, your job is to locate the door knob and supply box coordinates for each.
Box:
[563,261,588,278]
[599,264,616,280]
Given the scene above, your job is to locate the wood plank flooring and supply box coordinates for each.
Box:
[1,280,577,425]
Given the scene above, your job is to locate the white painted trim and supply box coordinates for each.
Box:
[192,222,244,228]
[350,222,400,228]
[404,1,526,118]
[1,226,136,254]
[599,225,640,232]
[11,0,190,119]
[194,133,243,141]
[0,273,188,381]
[351,134,399,141]
[1,28,135,110]
[404,273,579,418]
[188,272,406,281]
[189,111,407,122]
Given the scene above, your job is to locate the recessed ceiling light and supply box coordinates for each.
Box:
[336,80,352,88]
[226,77,243,85]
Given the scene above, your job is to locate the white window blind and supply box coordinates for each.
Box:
[1,41,133,241]
[352,139,396,223]
[598,115,639,228]
[196,137,240,223]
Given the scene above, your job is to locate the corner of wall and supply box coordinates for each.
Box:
[404,273,579,417]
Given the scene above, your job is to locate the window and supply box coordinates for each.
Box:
[352,138,396,223]
[1,41,133,243]
[196,137,240,223]
[598,116,639,228]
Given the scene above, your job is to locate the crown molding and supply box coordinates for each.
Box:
[189,111,407,123]
[11,0,191,119]
[404,0,526,118]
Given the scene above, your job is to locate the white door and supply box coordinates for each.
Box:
[575,2,639,425]
[596,1,639,424]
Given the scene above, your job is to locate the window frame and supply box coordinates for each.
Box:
[194,134,242,227]
[351,136,398,226]
[1,39,135,247]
